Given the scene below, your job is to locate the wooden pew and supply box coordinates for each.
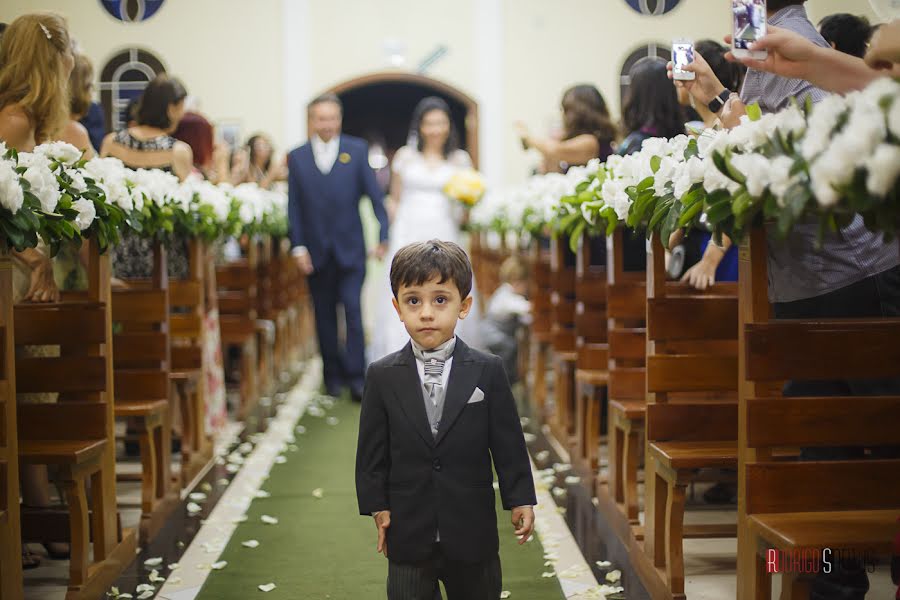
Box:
[217,243,259,418]
[0,248,23,600]
[170,239,215,487]
[266,237,297,383]
[573,232,609,482]
[603,228,648,526]
[254,236,276,399]
[111,241,178,542]
[15,238,136,600]
[550,235,578,447]
[737,227,900,599]
[528,237,554,421]
[642,234,740,597]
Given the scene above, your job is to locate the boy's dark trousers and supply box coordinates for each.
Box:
[387,544,501,600]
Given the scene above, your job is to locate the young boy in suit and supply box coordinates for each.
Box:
[356,240,537,600]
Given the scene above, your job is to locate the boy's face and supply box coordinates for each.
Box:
[392,275,472,350]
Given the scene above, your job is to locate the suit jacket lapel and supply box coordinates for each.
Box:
[389,343,434,448]
[434,339,484,446]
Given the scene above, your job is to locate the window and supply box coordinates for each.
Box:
[623,0,682,16]
[99,0,166,23]
[99,48,166,132]
[619,43,671,108]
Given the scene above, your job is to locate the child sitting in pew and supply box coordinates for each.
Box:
[480,257,531,383]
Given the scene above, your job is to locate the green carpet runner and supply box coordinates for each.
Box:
[195,393,567,599]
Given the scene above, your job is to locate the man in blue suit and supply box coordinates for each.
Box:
[288,94,389,401]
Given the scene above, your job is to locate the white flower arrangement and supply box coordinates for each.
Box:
[1,142,291,254]
[471,78,900,247]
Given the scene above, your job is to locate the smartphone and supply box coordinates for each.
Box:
[672,39,695,81]
[732,0,768,60]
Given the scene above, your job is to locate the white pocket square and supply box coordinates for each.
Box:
[467,387,485,404]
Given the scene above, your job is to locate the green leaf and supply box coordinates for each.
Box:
[678,199,704,227]
[637,176,654,192]
[569,221,586,253]
[650,155,662,174]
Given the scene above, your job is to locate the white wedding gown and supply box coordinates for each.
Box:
[369,146,482,361]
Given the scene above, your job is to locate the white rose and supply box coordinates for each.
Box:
[887,98,900,140]
[653,155,678,197]
[667,134,690,158]
[843,97,887,167]
[672,156,705,200]
[34,141,82,165]
[20,153,61,212]
[802,94,849,160]
[67,169,88,193]
[864,143,900,197]
[768,156,800,206]
[860,77,900,104]
[72,198,96,230]
[731,153,772,198]
[703,159,740,194]
[0,160,24,213]
[640,137,669,158]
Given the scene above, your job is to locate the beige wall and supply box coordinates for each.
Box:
[1,0,888,184]
[1,0,283,151]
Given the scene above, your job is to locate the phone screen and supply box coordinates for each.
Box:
[732,0,767,50]
[673,42,694,73]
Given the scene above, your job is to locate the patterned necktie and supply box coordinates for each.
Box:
[411,337,456,438]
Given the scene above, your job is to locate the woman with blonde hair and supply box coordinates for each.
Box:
[0,12,73,151]
[0,11,75,568]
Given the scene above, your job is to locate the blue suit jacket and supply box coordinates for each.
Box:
[287,134,389,270]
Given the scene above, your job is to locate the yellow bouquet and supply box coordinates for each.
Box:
[443,169,486,207]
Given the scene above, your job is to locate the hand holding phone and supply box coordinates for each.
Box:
[732,0,768,60]
[672,39,696,81]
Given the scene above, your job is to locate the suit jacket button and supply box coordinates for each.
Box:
[432,458,441,471]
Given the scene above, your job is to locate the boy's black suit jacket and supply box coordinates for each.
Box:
[355,338,537,564]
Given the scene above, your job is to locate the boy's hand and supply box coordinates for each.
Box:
[511,506,535,544]
[374,510,391,557]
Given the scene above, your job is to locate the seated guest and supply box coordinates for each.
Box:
[244,133,288,189]
[101,74,192,278]
[173,110,231,183]
[516,84,617,173]
[481,257,532,383]
[618,59,685,155]
[819,13,873,58]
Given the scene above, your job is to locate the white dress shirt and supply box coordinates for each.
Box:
[311,134,340,175]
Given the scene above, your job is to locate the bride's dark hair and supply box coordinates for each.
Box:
[408,96,460,157]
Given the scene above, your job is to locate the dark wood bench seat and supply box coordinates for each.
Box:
[18,439,106,465]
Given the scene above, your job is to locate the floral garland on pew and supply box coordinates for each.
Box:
[469,78,900,249]
[0,141,289,256]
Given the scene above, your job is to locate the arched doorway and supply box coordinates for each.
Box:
[327,72,479,170]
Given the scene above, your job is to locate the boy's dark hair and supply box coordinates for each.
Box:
[390,240,473,299]
[307,92,342,114]
[819,13,872,59]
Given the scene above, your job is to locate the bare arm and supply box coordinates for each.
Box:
[518,125,600,167]
[12,248,59,303]
[0,107,34,151]
[723,27,883,94]
[171,141,194,182]
[99,132,115,157]
[59,121,95,159]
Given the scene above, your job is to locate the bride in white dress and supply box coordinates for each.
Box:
[369,97,482,360]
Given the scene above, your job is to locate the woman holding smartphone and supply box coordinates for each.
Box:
[515,84,616,174]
